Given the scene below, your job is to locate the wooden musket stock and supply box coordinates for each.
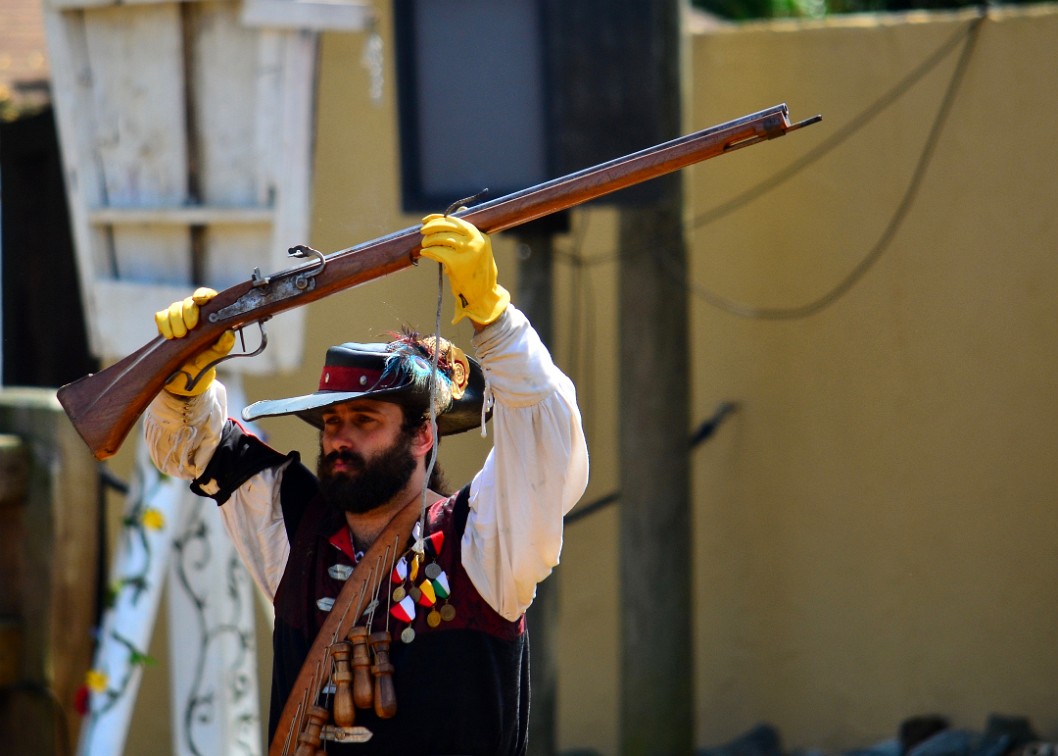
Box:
[57,103,820,460]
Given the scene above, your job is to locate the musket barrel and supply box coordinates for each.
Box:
[57,103,819,460]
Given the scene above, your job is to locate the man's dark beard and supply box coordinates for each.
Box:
[317,433,417,515]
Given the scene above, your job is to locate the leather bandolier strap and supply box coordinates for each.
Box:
[269,499,423,756]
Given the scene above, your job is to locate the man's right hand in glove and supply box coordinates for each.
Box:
[154,287,235,397]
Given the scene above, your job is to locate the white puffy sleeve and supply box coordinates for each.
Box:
[144,384,291,600]
[144,383,228,479]
[461,305,590,621]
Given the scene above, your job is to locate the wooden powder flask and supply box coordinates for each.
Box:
[292,705,329,756]
[330,641,355,728]
[348,625,375,709]
[370,630,398,718]
[269,515,419,756]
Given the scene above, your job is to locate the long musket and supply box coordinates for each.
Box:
[57,103,820,460]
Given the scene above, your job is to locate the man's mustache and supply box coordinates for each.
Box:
[322,449,366,474]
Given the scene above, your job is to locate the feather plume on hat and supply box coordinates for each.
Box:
[242,330,486,435]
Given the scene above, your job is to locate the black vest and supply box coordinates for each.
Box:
[194,420,529,755]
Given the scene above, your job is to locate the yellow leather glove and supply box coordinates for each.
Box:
[154,287,235,397]
[420,214,510,326]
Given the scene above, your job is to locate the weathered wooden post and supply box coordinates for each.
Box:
[0,434,29,691]
[514,218,560,756]
[613,2,695,753]
[0,389,101,755]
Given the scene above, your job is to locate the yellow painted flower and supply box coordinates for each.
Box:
[85,669,109,693]
[141,508,165,531]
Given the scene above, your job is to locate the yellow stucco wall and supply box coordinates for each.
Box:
[119,4,1058,754]
[683,6,1058,752]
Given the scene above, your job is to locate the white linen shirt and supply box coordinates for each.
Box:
[145,305,589,621]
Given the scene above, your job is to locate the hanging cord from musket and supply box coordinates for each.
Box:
[416,190,489,551]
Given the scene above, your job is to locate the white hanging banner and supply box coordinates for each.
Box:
[77,436,184,756]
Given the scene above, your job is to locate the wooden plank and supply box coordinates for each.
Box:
[201,224,274,284]
[83,4,189,207]
[47,0,206,10]
[119,226,192,284]
[87,205,274,225]
[193,1,261,206]
[272,30,317,246]
[254,29,284,208]
[264,30,316,370]
[0,389,101,755]
[191,1,278,303]
[253,29,283,208]
[47,0,370,16]
[83,2,192,296]
[43,5,108,357]
[240,0,372,31]
[191,1,312,371]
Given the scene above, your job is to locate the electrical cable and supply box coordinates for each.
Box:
[553,14,987,526]
[682,10,986,319]
[551,11,986,322]
[417,262,444,553]
[690,12,983,231]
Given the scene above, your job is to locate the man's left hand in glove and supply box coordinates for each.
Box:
[420,214,510,329]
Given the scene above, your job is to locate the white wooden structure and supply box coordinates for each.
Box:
[45,0,370,370]
[42,0,372,752]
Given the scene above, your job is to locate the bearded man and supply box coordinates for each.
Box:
[144,214,588,754]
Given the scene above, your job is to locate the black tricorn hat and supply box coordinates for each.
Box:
[242,335,489,436]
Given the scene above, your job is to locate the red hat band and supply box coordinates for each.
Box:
[318,365,396,392]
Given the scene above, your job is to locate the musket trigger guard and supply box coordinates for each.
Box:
[169,318,271,393]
